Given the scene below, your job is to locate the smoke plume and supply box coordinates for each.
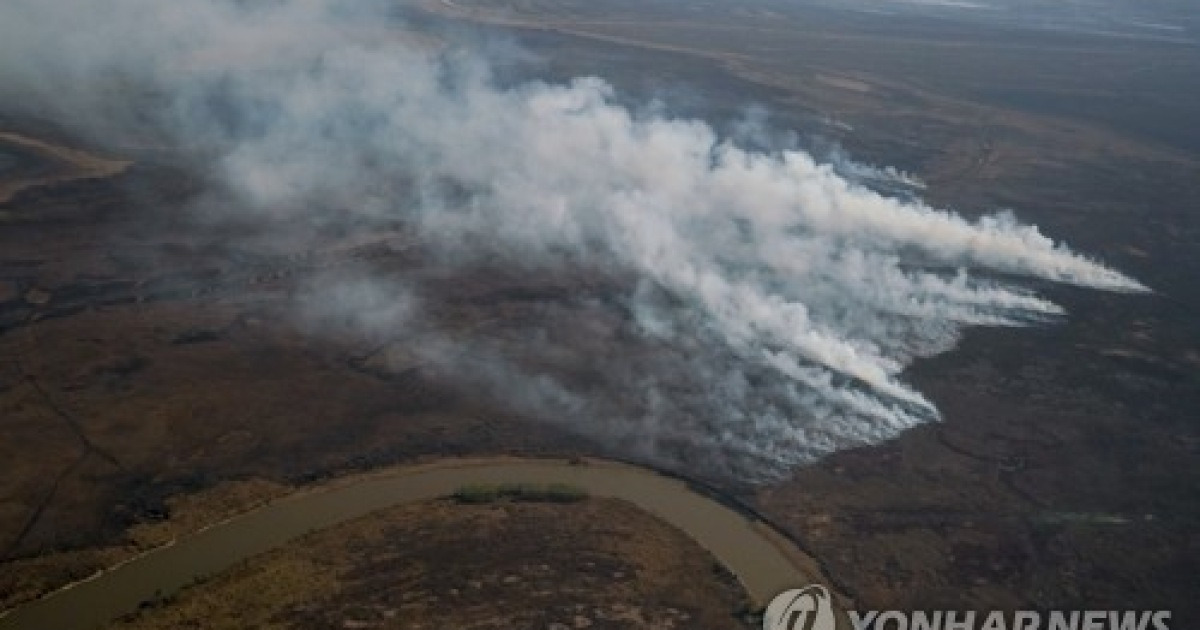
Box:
[0,0,1147,478]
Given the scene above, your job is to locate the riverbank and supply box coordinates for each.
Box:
[1,457,841,630]
[107,496,755,629]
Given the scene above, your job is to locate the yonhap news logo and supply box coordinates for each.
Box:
[763,585,1173,630]
[764,584,837,630]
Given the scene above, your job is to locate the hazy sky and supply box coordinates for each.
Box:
[812,0,1196,42]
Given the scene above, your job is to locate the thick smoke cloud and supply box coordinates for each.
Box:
[0,0,1147,479]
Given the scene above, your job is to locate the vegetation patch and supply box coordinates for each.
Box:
[452,482,588,504]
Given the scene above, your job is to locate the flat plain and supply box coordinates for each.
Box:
[2,0,1198,624]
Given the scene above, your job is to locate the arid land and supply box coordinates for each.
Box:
[1,0,1199,624]
[105,497,755,630]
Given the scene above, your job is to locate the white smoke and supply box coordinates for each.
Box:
[0,0,1147,478]
[825,146,928,194]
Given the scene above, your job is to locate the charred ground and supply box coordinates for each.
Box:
[1,0,1199,624]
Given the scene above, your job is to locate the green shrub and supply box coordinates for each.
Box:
[451,483,588,504]
[452,484,502,504]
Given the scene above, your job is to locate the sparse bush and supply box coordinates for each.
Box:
[451,483,587,504]
[541,483,588,503]
[451,484,501,504]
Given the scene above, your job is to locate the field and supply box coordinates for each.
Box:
[1,0,1199,624]
[409,0,1200,613]
[105,497,753,630]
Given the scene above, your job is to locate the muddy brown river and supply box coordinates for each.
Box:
[0,458,821,629]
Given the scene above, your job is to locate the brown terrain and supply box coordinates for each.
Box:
[2,0,1199,625]
[104,497,753,630]
[412,0,1200,617]
[0,146,593,606]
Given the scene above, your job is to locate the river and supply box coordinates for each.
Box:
[0,458,822,629]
